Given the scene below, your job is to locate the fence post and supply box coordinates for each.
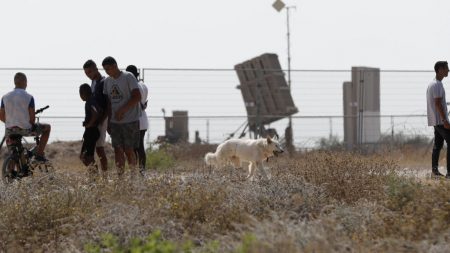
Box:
[391,115,394,144]
[206,119,210,144]
[329,117,333,139]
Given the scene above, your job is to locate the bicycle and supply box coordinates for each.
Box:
[1,105,54,183]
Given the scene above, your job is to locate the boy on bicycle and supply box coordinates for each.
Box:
[0,72,51,163]
[79,83,101,169]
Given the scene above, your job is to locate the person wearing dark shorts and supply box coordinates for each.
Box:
[126,65,149,172]
[79,84,101,169]
[83,60,109,172]
[102,57,141,175]
[81,127,100,164]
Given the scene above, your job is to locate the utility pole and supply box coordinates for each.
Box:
[206,119,210,143]
[286,5,294,153]
[273,0,296,153]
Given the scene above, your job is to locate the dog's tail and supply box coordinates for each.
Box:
[204,152,217,166]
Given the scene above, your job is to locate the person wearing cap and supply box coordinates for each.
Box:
[83,59,109,173]
[126,65,149,172]
[427,61,450,178]
[102,56,141,176]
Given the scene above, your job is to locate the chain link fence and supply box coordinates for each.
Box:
[0,68,435,149]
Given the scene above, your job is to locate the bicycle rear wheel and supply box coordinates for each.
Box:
[2,156,19,183]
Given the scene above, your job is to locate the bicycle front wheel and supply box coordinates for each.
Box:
[2,156,19,183]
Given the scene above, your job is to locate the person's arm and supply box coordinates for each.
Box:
[29,97,35,125]
[0,98,4,123]
[97,81,108,123]
[434,97,450,129]
[106,97,112,133]
[0,98,5,123]
[29,108,35,125]
[103,80,112,133]
[141,83,148,110]
[85,105,99,128]
[116,89,141,115]
[115,76,142,121]
[98,98,108,123]
[0,108,5,123]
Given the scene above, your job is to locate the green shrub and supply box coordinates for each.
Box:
[379,132,430,147]
[385,175,421,211]
[85,230,221,253]
[316,135,344,151]
[85,230,179,253]
[233,234,258,253]
[232,233,297,253]
[146,148,175,170]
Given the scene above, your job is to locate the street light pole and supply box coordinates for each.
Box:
[273,0,296,152]
[286,6,292,91]
[286,6,293,150]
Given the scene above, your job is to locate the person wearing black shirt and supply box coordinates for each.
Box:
[83,60,109,172]
[79,83,100,170]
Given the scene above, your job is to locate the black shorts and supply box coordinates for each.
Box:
[81,127,100,157]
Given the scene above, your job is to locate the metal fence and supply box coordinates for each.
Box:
[0,68,435,148]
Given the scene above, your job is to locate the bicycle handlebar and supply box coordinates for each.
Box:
[35,105,49,115]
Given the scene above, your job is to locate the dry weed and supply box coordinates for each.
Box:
[0,142,449,252]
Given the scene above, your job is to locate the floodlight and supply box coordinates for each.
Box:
[272,0,285,12]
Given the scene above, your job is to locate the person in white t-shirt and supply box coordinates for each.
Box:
[0,72,51,163]
[427,61,450,178]
[126,65,149,172]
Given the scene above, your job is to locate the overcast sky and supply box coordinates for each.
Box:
[1,0,446,143]
[1,0,449,70]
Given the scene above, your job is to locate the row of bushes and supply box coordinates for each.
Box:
[317,132,431,151]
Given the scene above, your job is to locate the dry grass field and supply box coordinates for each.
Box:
[0,141,449,253]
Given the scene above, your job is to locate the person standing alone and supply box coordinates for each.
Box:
[427,61,450,178]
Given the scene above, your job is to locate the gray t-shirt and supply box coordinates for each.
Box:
[103,71,141,123]
[1,88,35,129]
[427,78,448,126]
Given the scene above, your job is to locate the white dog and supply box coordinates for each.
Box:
[204,137,284,181]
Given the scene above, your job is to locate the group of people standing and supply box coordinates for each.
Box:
[80,56,149,176]
[0,56,149,177]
